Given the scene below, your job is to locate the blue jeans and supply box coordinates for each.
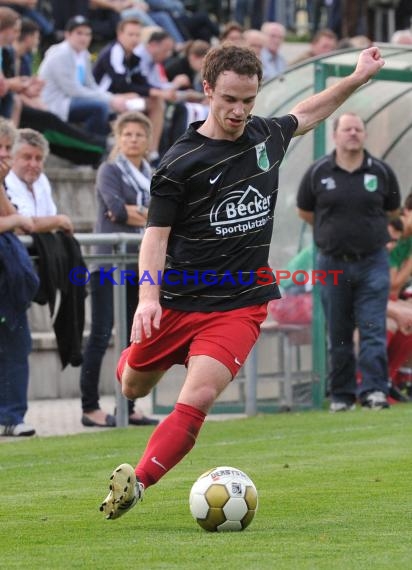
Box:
[0,313,31,426]
[68,98,110,137]
[147,0,185,15]
[150,11,186,43]
[318,248,390,403]
[9,6,54,36]
[0,93,14,119]
[79,272,138,414]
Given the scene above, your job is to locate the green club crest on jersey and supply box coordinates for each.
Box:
[255,143,269,171]
[364,174,378,192]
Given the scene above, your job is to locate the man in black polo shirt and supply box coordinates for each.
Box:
[297,112,401,412]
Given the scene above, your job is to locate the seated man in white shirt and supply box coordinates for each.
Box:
[6,128,73,233]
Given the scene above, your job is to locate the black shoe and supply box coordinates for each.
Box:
[128,415,159,426]
[389,384,410,403]
[81,414,116,427]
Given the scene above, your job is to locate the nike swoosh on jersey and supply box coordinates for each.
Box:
[209,172,222,184]
[234,357,242,366]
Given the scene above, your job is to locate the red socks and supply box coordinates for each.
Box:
[135,403,206,489]
[116,352,206,488]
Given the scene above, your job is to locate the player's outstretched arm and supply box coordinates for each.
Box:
[130,225,171,344]
[291,47,384,136]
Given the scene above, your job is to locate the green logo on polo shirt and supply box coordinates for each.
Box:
[364,174,378,192]
[255,143,269,171]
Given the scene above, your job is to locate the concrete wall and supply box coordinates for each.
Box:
[46,163,97,232]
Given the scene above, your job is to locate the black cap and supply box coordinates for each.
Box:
[65,15,92,33]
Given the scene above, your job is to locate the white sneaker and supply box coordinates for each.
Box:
[330,401,356,413]
[99,463,144,520]
[0,423,35,436]
[361,391,390,410]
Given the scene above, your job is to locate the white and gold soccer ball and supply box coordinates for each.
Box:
[189,466,258,532]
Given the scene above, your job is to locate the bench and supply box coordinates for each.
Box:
[244,319,312,415]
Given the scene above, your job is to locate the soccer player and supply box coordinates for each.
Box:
[100,44,385,519]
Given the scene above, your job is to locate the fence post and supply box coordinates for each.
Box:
[113,237,132,427]
[244,345,258,416]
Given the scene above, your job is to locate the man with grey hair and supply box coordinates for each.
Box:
[260,21,287,82]
[6,127,85,398]
[6,128,73,233]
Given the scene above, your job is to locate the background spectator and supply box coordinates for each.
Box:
[93,18,176,168]
[49,1,88,31]
[145,0,219,43]
[119,0,188,45]
[0,0,55,47]
[164,38,209,92]
[38,15,135,147]
[163,37,209,146]
[243,28,266,59]
[219,20,245,45]
[260,21,287,82]
[6,128,86,370]
[79,111,158,427]
[0,6,43,122]
[0,117,38,437]
[290,28,338,65]
[297,112,401,411]
[234,0,267,29]
[133,27,192,162]
[13,16,39,76]
[91,0,188,45]
[6,128,73,233]
[328,0,368,39]
[5,14,106,166]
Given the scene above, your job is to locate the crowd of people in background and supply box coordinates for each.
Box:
[0,1,411,166]
[1,0,412,436]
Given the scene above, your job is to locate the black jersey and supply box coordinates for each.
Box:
[147,114,298,312]
[297,150,401,257]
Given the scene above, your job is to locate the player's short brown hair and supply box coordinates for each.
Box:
[201,44,262,89]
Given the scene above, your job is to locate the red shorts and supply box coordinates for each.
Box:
[126,304,268,377]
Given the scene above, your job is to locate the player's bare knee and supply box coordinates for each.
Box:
[122,382,150,400]
[189,385,219,412]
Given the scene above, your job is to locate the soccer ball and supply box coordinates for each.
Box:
[189,466,258,532]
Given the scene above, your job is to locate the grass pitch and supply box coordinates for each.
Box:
[1,405,412,569]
